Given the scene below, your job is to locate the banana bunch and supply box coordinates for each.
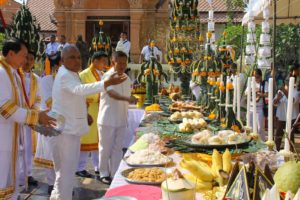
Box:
[180,149,232,192]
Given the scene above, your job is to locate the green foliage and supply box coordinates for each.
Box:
[0,33,5,51]
[220,23,300,72]
[217,25,262,60]
[6,4,45,60]
[275,24,300,70]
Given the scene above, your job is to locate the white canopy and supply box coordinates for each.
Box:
[242,0,300,25]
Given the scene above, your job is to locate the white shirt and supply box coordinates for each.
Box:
[274,87,300,121]
[141,45,160,61]
[57,42,70,52]
[116,40,131,56]
[245,81,268,110]
[97,68,132,127]
[46,42,60,58]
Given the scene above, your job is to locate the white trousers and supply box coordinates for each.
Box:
[50,134,81,200]
[250,107,266,141]
[0,151,19,200]
[77,151,99,172]
[98,125,126,178]
[46,168,56,186]
[18,126,33,184]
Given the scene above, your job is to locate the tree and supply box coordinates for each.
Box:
[6,4,44,60]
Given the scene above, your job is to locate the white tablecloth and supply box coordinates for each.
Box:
[109,152,204,200]
[123,108,145,148]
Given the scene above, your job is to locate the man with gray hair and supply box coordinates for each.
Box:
[50,45,127,200]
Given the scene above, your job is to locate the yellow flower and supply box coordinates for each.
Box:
[231,125,241,133]
[219,84,225,92]
[220,123,227,128]
[207,31,212,39]
[200,72,207,77]
[144,69,151,76]
[192,71,199,77]
[208,112,216,120]
[215,81,220,87]
[198,34,204,43]
[226,82,234,90]
[222,31,227,37]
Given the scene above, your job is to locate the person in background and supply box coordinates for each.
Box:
[274,64,300,150]
[139,40,160,63]
[75,35,89,70]
[17,51,41,187]
[97,51,137,184]
[245,69,268,141]
[57,35,70,56]
[46,35,60,68]
[76,52,108,178]
[116,32,131,58]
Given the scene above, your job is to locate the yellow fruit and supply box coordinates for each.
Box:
[184,174,213,191]
[211,149,222,177]
[180,159,214,182]
[222,149,232,174]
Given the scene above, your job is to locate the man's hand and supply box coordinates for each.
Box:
[128,96,138,104]
[38,110,56,127]
[87,114,93,126]
[104,72,127,89]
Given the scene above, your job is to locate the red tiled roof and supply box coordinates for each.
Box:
[199,12,244,23]
[27,0,56,31]
[198,0,244,12]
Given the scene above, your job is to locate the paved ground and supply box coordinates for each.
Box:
[20,159,108,200]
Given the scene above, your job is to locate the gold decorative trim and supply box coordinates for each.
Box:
[0,100,17,119]
[25,110,38,126]
[34,158,54,169]
[80,143,98,151]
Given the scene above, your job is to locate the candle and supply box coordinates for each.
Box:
[233,76,237,113]
[251,77,258,134]
[246,77,251,127]
[225,76,230,111]
[284,77,295,151]
[208,10,214,20]
[237,75,241,120]
[268,78,273,141]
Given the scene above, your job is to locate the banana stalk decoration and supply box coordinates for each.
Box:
[137,50,168,105]
[89,20,112,66]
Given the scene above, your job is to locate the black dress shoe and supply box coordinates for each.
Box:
[28,176,38,186]
[48,185,54,195]
[75,170,93,178]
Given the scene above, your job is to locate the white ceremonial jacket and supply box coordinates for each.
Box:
[51,65,105,136]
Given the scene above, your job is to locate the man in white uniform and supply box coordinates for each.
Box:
[0,38,55,200]
[46,35,60,67]
[140,40,160,63]
[98,51,137,184]
[116,32,131,58]
[17,51,41,186]
[50,45,127,200]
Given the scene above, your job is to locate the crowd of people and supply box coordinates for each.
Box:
[0,36,139,200]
